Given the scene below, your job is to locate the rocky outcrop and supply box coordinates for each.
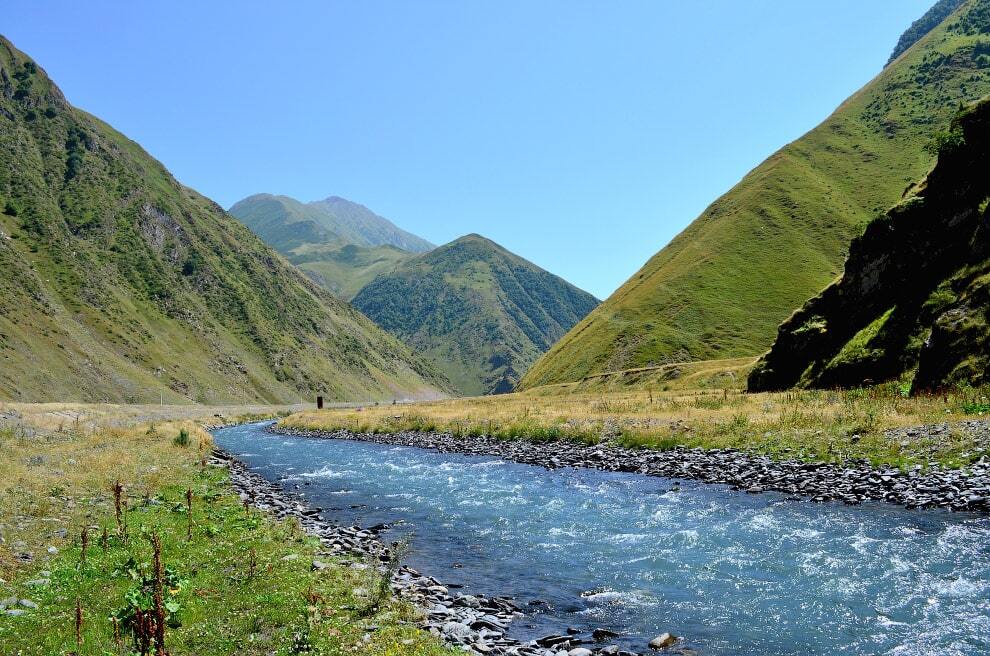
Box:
[749,97,990,393]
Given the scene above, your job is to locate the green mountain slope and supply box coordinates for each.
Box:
[351,234,599,396]
[290,243,415,301]
[0,36,449,403]
[520,0,990,390]
[749,97,990,393]
[887,0,967,66]
[309,196,434,253]
[229,193,431,299]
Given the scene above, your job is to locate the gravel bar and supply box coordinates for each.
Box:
[271,425,990,512]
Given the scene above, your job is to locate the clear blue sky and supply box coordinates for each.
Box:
[5,1,932,299]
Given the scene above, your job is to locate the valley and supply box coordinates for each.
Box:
[3,1,990,655]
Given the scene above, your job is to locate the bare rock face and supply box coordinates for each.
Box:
[749,97,990,393]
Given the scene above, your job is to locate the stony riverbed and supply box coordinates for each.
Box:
[271,424,990,512]
[213,449,648,656]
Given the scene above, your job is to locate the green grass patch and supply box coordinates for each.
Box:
[0,467,451,656]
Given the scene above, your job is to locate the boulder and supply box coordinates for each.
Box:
[649,632,678,649]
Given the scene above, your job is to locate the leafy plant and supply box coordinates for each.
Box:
[173,428,190,447]
[111,551,186,655]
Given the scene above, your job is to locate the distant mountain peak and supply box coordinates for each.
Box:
[230,193,434,253]
[352,235,599,396]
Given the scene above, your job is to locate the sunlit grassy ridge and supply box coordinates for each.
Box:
[0,36,448,404]
[352,234,599,396]
[0,406,452,655]
[283,375,990,470]
[228,194,431,300]
[750,95,990,392]
[291,243,416,301]
[520,0,990,389]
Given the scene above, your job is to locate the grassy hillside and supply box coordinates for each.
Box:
[291,242,414,300]
[352,234,599,395]
[887,0,967,65]
[0,407,451,655]
[0,36,449,403]
[229,193,430,299]
[750,97,990,393]
[520,0,990,390]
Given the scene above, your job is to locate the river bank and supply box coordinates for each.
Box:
[215,446,653,656]
[0,410,452,655]
[271,424,990,512]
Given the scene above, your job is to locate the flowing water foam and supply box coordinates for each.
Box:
[214,423,990,655]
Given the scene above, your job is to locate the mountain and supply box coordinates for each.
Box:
[228,193,432,299]
[519,0,990,390]
[229,193,434,254]
[749,97,990,393]
[351,234,599,395]
[0,36,449,403]
[288,243,415,301]
[887,0,967,66]
[309,196,434,253]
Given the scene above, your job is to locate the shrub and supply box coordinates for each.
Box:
[173,428,190,447]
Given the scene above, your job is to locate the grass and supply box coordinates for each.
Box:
[291,244,415,301]
[281,376,990,470]
[0,405,452,655]
[520,0,990,389]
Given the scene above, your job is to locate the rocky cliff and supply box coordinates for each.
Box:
[749,97,990,393]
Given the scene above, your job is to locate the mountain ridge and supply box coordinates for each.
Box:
[229,192,434,254]
[519,0,990,390]
[749,96,990,393]
[0,35,449,403]
[228,192,432,300]
[352,233,599,395]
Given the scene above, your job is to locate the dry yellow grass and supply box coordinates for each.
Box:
[282,378,989,469]
[0,403,293,580]
[0,403,455,655]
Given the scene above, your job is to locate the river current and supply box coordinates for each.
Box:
[213,423,990,655]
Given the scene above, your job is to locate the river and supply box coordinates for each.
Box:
[213,422,990,655]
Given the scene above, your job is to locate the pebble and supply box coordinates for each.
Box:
[212,448,642,656]
[271,425,990,513]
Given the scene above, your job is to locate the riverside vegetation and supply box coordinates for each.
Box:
[280,380,990,471]
[0,406,452,655]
